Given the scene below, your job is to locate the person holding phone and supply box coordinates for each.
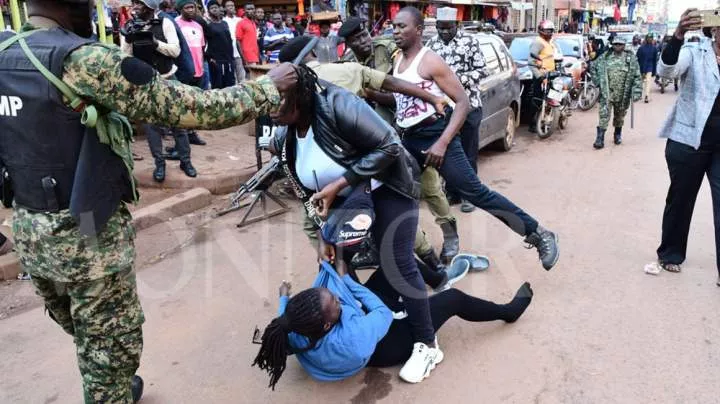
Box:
[655,8,720,287]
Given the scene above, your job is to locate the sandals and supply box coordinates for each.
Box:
[659,262,681,273]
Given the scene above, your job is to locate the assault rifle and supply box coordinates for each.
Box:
[213,156,289,227]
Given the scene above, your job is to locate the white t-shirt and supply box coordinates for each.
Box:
[294,128,381,195]
[223,16,241,59]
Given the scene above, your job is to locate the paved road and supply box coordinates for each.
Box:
[2,90,719,403]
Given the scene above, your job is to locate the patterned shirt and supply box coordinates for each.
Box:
[427,31,487,109]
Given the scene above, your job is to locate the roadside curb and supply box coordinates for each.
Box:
[135,167,254,195]
[132,187,213,231]
[0,187,214,281]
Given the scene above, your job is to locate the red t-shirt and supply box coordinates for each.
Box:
[236,17,260,64]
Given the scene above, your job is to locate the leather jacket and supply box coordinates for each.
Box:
[271,83,421,200]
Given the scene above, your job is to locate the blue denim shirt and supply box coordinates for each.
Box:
[657,38,720,149]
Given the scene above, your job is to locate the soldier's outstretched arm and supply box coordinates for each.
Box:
[62,44,296,130]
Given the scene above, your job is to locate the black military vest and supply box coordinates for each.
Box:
[0,28,132,224]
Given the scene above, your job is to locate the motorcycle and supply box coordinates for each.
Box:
[576,67,600,111]
[534,70,574,139]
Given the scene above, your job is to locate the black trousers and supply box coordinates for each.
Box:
[657,139,720,276]
[446,107,483,200]
[365,269,515,367]
[210,60,236,89]
[143,124,191,163]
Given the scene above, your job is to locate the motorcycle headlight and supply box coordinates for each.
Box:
[552,78,564,91]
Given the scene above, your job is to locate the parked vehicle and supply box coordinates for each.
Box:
[575,67,600,110]
[534,70,574,138]
[471,33,522,151]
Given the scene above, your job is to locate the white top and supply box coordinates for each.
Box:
[294,128,381,195]
[223,16,241,59]
[392,47,446,128]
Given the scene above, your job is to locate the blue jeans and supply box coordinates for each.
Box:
[401,116,539,237]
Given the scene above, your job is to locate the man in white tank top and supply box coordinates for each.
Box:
[391,7,560,270]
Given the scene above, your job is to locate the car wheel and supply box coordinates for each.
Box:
[501,108,515,151]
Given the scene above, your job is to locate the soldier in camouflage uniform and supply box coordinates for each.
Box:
[0,1,296,403]
[592,36,642,149]
[338,17,461,266]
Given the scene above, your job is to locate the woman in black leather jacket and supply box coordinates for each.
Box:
[269,65,442,383]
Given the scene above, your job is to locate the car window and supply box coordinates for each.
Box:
[494,43,509,70]
[509,37,533,61]
[553,37,581,57]
[479,42,501,76]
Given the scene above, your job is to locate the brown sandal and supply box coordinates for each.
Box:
[660,262,681,273]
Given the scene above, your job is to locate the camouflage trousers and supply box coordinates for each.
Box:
[13,205,144,404]
[301,167,455,256]
[598,100,628,130]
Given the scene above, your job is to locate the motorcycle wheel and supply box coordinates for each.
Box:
[536,103,555,139]
[578,85,599,111]
[660,85,665,94]
[558,110,569,130]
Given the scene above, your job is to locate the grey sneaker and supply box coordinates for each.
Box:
[434,258,470,293]
[524,229,559,271]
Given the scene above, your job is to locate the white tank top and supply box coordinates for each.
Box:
[393,47,446,128]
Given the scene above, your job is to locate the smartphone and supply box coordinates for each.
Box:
[699,9,720,28]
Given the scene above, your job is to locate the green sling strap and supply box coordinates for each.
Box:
[0,30,139,202]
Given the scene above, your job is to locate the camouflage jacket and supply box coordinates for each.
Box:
[11,21,281,281]
[592,49,642,109]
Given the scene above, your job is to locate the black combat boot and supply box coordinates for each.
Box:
[132,375,144,403]
[614,127,622,145]
[439,220,460,264]
[188,131,207,145]
[180,160,197,178]
[153,158,166,182]
[593,127,605,149]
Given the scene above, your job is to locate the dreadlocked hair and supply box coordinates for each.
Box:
[252,287,327,390]
[288,64,321,116]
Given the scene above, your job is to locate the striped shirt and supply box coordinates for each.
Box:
[263,26,294,63]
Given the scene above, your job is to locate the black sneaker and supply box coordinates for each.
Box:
[132,375,144,403]
[524,229,559,271]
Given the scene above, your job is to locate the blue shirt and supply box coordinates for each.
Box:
[278,266,393,381]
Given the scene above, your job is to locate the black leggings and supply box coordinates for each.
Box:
[365,270,515,367]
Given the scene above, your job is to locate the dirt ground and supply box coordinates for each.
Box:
[2,90,719,403]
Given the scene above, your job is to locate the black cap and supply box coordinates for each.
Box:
[338,17,364,39]
[278,35,314,63]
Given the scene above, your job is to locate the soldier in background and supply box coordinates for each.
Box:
[591,36,642,149]
[0,0,296,402]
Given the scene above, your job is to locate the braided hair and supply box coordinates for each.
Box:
[281,64,320,120]
[252,288,327,390]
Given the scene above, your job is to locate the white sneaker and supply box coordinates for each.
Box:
[398,341,444,383]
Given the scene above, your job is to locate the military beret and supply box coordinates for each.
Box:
[278,35,314,63]
[338,17,364,39]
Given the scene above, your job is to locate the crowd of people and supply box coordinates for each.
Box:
[0,0,719,402]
